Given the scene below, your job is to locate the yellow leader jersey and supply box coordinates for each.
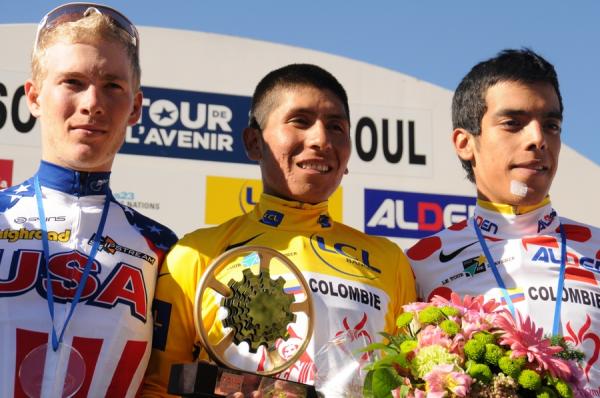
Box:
[143,194,415,395]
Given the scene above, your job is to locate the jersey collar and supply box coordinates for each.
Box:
[473,197,559,238]
[250,194,334,231]
[36,161,111,196]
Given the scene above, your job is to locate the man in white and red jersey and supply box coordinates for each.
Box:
[143,64,416,396]
[0,4,177,397]
[408,49,600,395]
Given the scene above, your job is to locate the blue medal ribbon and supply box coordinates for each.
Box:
[34,175,110,351]
[473,218,566,336]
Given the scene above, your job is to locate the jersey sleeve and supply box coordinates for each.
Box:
[142,235,204,397]
[383,241,417,335]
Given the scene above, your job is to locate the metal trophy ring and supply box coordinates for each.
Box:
[194,245,314,376]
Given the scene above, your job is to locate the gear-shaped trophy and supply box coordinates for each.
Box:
[168,246,317,397]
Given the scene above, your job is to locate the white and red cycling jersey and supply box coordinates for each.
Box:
[408,198,600,395]
[0,161,177,397]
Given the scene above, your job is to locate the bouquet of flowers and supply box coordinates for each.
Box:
[362,293,590,398]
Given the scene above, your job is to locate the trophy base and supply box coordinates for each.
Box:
[168,362,318,398]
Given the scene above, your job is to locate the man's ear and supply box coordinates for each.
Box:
[127,91,143,125]
[243,127,262,161]
[24,79,42,118]
[452,128,475,162]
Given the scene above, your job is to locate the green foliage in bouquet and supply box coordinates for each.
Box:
[360,294,590,398]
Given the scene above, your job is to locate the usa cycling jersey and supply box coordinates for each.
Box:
[0,161,177,398]
[143,193,416,396]
[408,198,600,395]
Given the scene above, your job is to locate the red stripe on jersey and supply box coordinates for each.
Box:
[565,267,598,286]
[15,328,48,398]
[105,340,147,396]
[560,224,592,243]
[522,235,559,250]
[406,236,441,261]
[71,337,103,398]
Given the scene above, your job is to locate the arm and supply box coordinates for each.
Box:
[142,242,203,397]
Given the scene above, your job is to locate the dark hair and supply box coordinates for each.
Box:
[451,48,563,182]
[248,63,349,129]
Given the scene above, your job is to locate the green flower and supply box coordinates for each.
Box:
[440,306,460,317]
[537,386,558,398]
[467,363,493,384]
[400,339,417,354]
[417,306,444,325]
[498,356,523,379]
[484,344,504,367]
[473,331,496,345]
[439,319,460,336]
[412,345,460,379]
[518,369,542,391]
[464,339,485,362]
[553,379,573,398]
[396,312,414,329]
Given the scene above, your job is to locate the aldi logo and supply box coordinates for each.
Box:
[364,189,475,239]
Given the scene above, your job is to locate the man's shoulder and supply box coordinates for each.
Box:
[0,179,35,212]
[172,214,247,254]
[111,198,178,249]
[559,215,600,243]
[333,221,404,254]
[406,219,472,264]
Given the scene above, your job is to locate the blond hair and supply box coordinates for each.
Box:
[31,12,141,90]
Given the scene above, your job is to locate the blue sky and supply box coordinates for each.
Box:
[1,0,598,165]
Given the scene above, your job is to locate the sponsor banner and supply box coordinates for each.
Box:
[0,74,39,144]
[364,189,475,239]
[205,176,343,225]
[349,105,432,177]
[0,159,13,188]
[113,191,161,213]
[122,86,252,164]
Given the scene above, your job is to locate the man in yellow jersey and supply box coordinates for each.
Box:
[408,49,600,395]
[143,64,416,396]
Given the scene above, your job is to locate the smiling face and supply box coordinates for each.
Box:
[453,80,562,206]
[25,39,142,172]
[244,85,351,204]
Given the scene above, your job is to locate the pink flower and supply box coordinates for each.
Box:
[496,310,572,379]
[403,301,431,313]
[418,325,452,349]
[413,389,426,398]
[433,293,502,333]
[431,292,501,316]
[422,364,472,397]
[567,361,593,398]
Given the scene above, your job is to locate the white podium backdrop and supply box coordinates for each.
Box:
[0,24,598,248]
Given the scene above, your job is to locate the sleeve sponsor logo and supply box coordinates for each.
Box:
[204,176,343,226]
[364,189,476,239]
[122,86,252,164]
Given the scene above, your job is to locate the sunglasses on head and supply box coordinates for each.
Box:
[34,2,139,51]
